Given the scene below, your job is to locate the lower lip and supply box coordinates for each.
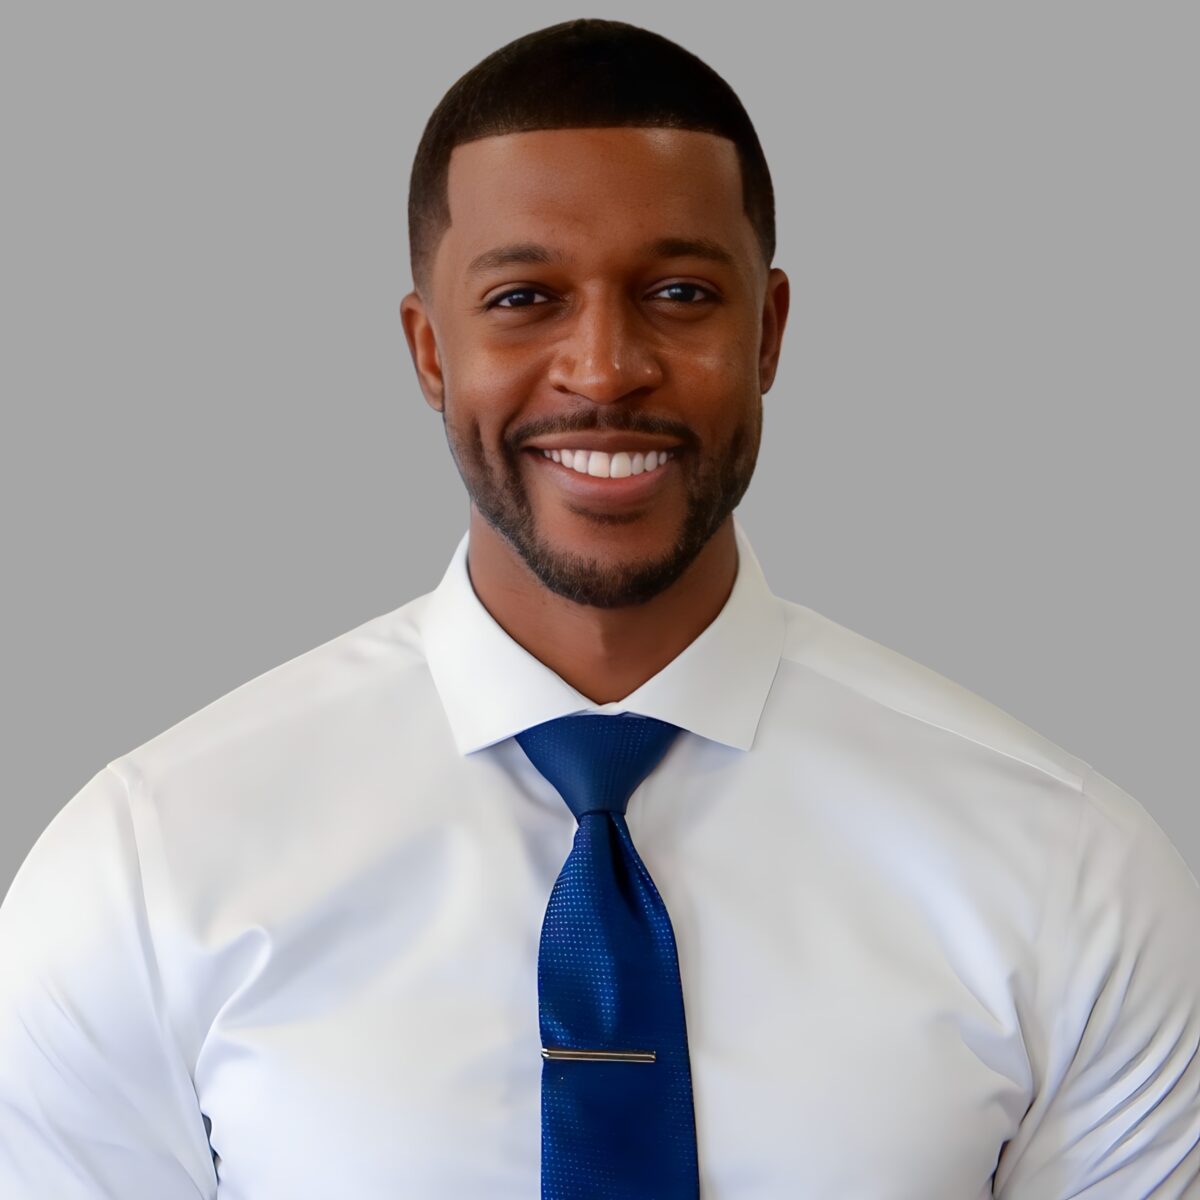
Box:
[524,449,680,507]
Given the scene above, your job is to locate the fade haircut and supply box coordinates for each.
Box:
[406,18,775,300]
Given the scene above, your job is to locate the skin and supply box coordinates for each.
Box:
[400,126,790,704]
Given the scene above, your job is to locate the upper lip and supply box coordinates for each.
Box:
[524,434,685,454]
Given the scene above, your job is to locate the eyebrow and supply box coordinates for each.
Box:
[465,236,737,277]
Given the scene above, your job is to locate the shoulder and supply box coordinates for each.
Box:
[774,599,1088,789]
[106,595,432,796]
[774,597,1197,890]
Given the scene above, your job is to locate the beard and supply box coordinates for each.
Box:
[441,398,761,609]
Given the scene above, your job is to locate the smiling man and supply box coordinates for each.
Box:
[2,17,1199,1200]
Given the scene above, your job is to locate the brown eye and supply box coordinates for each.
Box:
[487,288,551,309]
[653,283,716,304]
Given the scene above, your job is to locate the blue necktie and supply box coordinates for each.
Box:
[515,712,701,1199]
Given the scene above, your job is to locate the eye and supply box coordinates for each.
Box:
[652,282,716,304]
[486,288,551,310]
[483,281,718,311]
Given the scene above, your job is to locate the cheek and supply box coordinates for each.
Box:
[448,350,548,443]
[459,337,546,395]
[672,317,759,385]
[672,348,755,415]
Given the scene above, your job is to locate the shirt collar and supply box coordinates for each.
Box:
[416,513,787,756]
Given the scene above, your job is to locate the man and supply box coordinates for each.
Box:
[1,17,1197,1198]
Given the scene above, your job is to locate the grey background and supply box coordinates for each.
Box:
[2,3,1196,894]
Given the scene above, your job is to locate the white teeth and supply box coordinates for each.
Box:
[540,448,674,479]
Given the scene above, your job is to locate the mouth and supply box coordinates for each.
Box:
[523,446,681,508]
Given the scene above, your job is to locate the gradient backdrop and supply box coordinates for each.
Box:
[2,2,1196,893]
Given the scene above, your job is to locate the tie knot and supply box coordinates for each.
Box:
[515,712,683,820]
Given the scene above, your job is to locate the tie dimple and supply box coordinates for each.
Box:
[516,712,701,1199]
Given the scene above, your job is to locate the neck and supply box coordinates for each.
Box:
[465,510,739,705]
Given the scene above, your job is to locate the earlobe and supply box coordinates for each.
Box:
[399,291,446,412]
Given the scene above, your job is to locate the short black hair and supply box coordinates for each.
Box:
[407,18,775,300]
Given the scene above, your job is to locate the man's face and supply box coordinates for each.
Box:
[402,126,788,608]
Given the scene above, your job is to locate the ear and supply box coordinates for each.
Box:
[759,267,790,394]
[400,289,445,412]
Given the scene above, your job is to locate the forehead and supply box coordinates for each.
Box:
[437,127,754,279]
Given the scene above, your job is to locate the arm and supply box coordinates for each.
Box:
[994,766,1200,1198]
[0,767,217,1197]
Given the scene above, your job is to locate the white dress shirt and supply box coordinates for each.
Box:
[2,514,1198,1198]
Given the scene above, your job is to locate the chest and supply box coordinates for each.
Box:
[193,856,1028,1198]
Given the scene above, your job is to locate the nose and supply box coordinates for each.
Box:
[545,291,664,405]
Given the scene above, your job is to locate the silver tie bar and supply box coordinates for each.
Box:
[542,1047,656,1063]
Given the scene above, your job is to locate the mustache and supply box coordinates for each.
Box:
[513,412,693,446]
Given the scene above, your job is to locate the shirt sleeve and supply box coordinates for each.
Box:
[993,765,1200,1199]
[0,766,218,1198]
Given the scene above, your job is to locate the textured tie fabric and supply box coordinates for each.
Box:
[515,712,701,1199]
